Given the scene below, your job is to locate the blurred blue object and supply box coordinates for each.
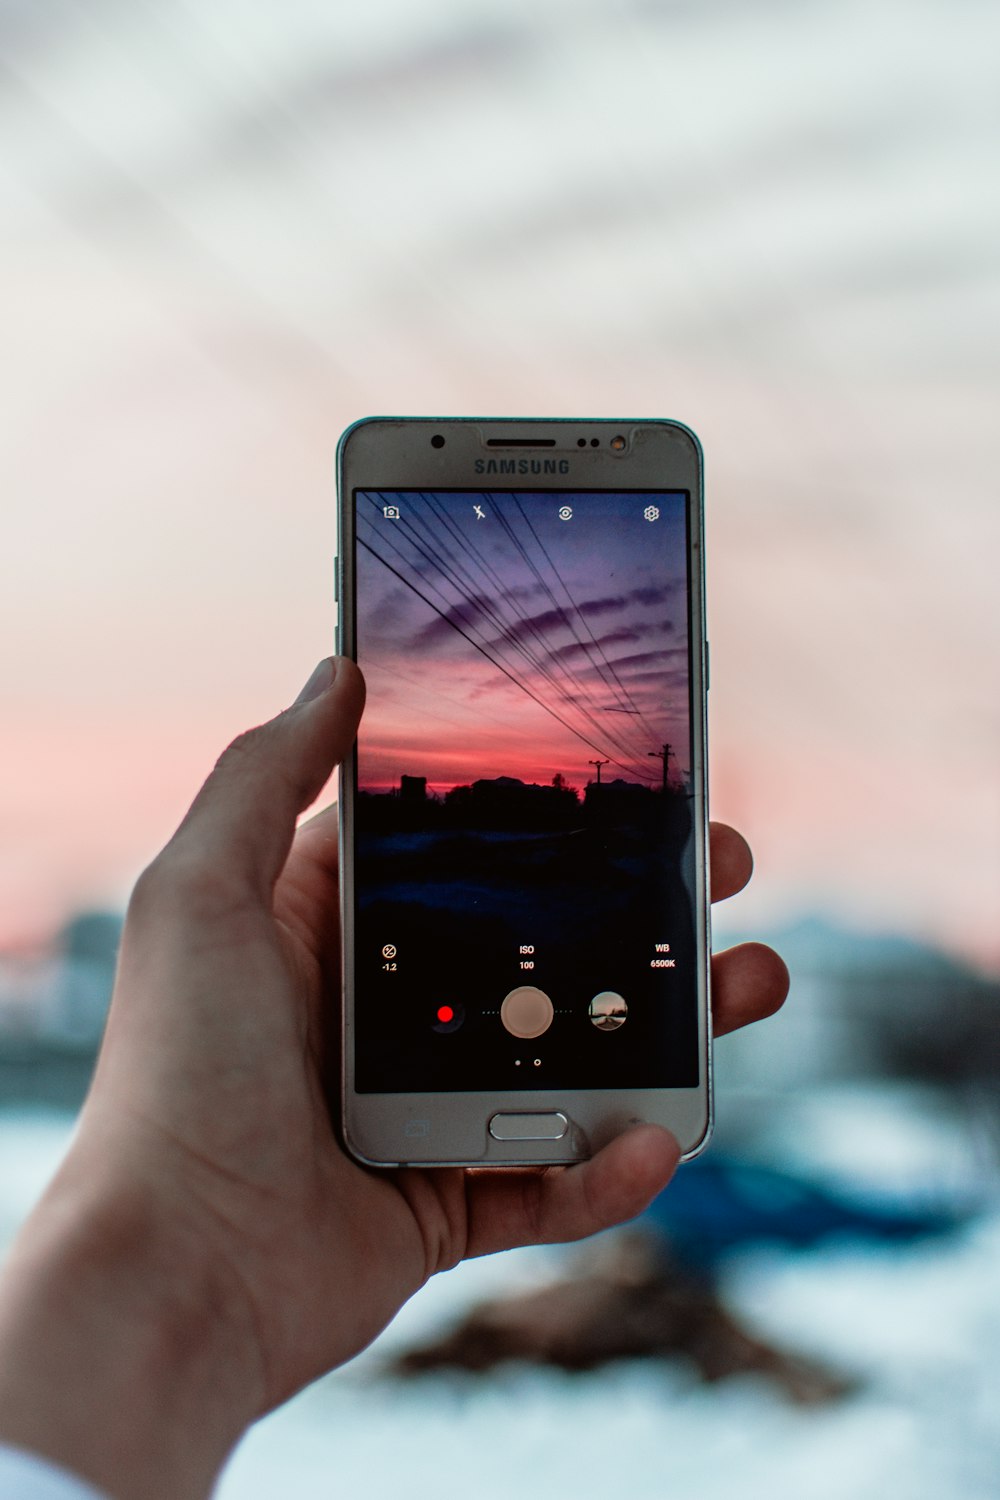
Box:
[643,1155,969,1269]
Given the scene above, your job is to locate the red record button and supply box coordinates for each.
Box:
[432,1001,464,1034]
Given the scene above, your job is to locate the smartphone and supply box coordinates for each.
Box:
[336,417,710,1167]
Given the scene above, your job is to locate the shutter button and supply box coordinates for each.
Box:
[500,985,554,1038]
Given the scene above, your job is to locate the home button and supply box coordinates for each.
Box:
[489,1111,569,1142]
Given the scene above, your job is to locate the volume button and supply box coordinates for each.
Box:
[705,640,710,691]
[333,557,339,601]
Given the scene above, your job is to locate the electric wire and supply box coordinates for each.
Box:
[510,493,658,733]
[484,499,658,764]
[353,501,665,786]
[358,501,657,777]
[357,531,659,782]
[405,492,657,765]
[358,495,657,773]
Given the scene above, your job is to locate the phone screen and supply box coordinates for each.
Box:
[351,488,700,1093]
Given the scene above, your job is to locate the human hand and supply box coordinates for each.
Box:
[0,658,788,1500]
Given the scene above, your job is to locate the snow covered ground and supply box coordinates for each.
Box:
[2,1099,997,1500]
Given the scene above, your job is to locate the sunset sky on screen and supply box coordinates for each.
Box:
[355,490,691,795]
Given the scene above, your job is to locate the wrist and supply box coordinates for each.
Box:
[0,1156,263,1500]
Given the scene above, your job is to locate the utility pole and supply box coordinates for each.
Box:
[648,744,672,793]
[588,758,610,786]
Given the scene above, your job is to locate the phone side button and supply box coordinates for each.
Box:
[488,1111,569,1142]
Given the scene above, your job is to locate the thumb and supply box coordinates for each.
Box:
[168,657,365,898]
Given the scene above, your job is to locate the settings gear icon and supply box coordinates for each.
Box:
[643,505,660,522]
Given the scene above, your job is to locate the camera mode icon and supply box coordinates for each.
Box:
[589,990,628,1031]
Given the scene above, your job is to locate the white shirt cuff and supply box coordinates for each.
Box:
[0,1442,109,1500]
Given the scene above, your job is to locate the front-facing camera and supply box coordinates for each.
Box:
[431,434,446,448]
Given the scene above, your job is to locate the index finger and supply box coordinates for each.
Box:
[709,822,753,903]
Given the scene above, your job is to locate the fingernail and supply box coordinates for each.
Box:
[294,657,337,704]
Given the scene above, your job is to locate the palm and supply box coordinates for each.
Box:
[178,805,475,1408]
[0,669,787,1500]
[230,803,783,1407]
[97,693,785,1418]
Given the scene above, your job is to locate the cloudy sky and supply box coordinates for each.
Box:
[356,488,690,792]
[0,0,997,965]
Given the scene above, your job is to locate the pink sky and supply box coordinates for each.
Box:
[358,664,654,795]
[355,490,691,798]
[1,8,997,969]
[1,341,996,972]
[1,334,995,971]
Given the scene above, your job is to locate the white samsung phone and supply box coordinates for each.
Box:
[336,417,711,1167]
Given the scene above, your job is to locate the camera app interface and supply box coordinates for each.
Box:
[353,489,699,1092]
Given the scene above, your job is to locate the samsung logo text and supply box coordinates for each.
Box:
[474,458,570,476]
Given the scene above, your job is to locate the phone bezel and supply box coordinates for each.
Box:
[336,417,711,1166]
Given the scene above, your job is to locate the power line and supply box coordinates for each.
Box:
[359,495,642,764]
[412,493,656,766]
[482,500,656,766]
[357,532,655,781]
[510,494,657,733]
[359,494,659,776]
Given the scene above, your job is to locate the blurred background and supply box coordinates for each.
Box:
[1,0,998,1496]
